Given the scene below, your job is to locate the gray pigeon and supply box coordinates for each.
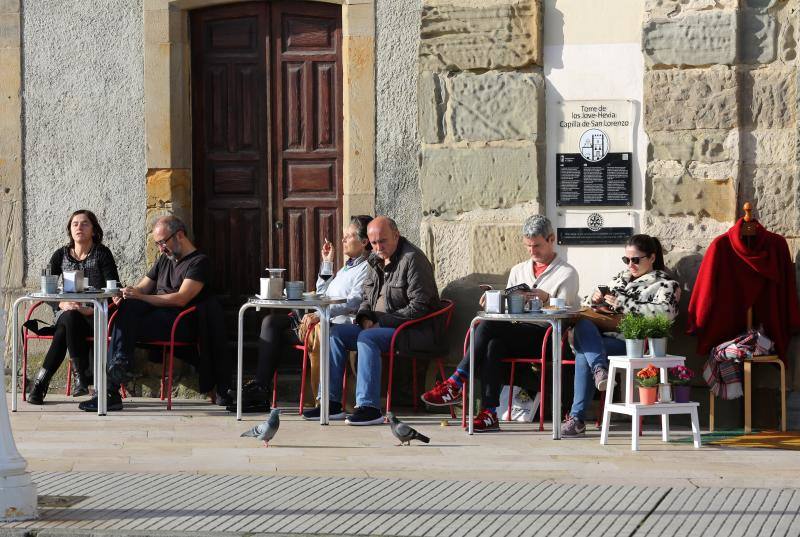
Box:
[387,412,430,446]
[240,408,280,447]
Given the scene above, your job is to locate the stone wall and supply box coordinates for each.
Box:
[0,0,22,362]
[375,0,422,239]
[416,0,545,361]
[22,0,146,287]
[642,0,800,419]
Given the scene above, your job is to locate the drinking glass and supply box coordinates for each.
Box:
[320,260,334,282]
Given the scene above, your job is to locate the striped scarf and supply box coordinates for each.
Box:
[703,330,773,400]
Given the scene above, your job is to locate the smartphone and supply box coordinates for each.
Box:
[597,285,611,296]
[479,284,494,291]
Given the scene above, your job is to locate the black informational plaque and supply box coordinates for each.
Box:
[556,152,632,206]
[557,227,634,246]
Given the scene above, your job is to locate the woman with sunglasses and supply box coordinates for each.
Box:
[561,234,680,437]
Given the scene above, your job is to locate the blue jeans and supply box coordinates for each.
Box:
[328,323,395,409]
[570,319,626,421]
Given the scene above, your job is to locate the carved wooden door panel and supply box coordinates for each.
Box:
[192,1,343,313]
[272,1,343,284]
[191,2,270,310]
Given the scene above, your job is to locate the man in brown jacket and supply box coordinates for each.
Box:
[302,216,441,425]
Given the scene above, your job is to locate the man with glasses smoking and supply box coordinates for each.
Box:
[79,215,212,412]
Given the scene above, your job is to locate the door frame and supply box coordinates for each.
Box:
[142,0,374,266]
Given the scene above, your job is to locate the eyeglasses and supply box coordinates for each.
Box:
[155,231,178,249]
[622,256,642,265]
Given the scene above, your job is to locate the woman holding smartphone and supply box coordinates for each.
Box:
[561,234,680,437]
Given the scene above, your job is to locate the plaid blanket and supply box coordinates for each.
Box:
[703,330,774,400]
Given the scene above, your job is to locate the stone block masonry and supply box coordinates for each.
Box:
[416,0,544,365]
[642,0,800,393]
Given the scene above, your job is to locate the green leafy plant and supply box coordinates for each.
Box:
[636,364,660,388]
[645,314,674,339]
[618,313,647,340]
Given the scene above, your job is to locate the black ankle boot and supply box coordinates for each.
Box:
[28,368,54,405]
[72,366,93,397]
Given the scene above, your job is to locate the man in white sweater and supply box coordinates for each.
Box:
[421,215,579,432]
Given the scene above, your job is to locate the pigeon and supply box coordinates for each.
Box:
[240,408,280,447]
[387,412,430,446]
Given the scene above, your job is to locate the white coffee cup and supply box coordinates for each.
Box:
[106,280,118,290]
[550,297,566,308]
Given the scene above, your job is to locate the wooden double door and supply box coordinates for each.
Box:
[191,1,343,313]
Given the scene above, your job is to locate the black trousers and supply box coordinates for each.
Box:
[456,320,546,409]
[42,310,93,380]
[107,300,195,389]
[255,313,302,386]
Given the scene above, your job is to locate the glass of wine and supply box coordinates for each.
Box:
[320,260,334,282]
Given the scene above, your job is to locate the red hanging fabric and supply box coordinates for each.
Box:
[687,217,800,362]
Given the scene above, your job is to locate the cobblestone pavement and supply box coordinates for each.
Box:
[0,396,797,535]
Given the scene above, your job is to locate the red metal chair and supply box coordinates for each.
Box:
[21,301,116,399]
[269,318,349,414]
[457,324,605,429]
[385,299,456,417]
[459,322,551,430]
[115,305,198,410]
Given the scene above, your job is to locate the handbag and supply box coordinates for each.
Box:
[22,319,57,336]
[576,307,622,332]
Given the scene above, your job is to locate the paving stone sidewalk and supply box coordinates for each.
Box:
[0,472,798,536]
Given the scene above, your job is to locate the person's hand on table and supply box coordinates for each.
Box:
[121,286,144,300]
[479,293,487,309]
[58,301,81,311]
[525,288,550,302]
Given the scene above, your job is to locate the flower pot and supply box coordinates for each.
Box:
[673,384,691,403]
[648,337,667,357]
[625,339,645,359]
[639,386,658,405]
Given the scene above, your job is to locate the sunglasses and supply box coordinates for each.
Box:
[622,256,647,265]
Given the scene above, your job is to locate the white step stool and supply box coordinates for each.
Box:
[600,354,701,451]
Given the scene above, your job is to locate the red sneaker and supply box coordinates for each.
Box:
[473,409,500,433]
[421,379,462,406]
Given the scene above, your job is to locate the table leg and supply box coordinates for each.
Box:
[317,306,330,426]
[551,320,562,440]
[467,317,478,435]
[96,300,108,416]
[11,297,26,412]
[236,304,248,421]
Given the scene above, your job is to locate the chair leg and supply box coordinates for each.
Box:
[66,360,72,396]
[22,337,28,401]
[385,353,395,415]
[160,347,167,401]
[539,358,546,432]
[507,362,516,423]
[166,347,175,411]
[120,385,128,399]
[779,361,787,432]
[436,359,456,420]
[709,391,715,433]
[596,397,605,428]
[744,360,752,434]
[461,379,468,429]
[299,348,309,415]
[412,358,418,412]
[272,370,278,410]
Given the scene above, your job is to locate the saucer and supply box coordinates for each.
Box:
[102,288,121,293]
[302,292,320,299]
[542,307,568,314]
